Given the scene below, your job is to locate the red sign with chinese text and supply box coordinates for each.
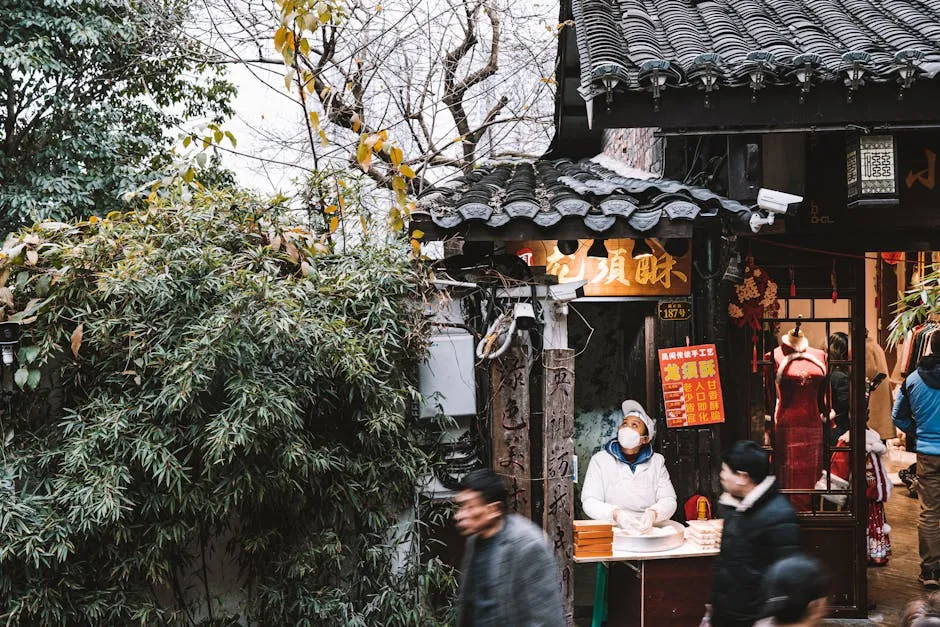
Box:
[658,344,725,428]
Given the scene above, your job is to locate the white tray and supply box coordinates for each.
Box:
[612,520,685,553]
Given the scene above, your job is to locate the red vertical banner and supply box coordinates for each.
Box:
[658,344,726,428]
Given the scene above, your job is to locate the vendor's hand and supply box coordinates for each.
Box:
[636,509,657,533]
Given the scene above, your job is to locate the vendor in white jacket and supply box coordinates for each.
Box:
[581,400,677,532]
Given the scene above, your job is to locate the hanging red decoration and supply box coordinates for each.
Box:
[881,251,904,265]
[728,257,780,372]
[789,265,796,297]
[831,259,838,303]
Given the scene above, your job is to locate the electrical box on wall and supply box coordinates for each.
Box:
[418,333,477,418]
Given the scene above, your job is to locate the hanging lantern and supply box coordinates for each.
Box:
[846,134,899,208]
[791,54,820,104]
[894,49,925,101]
[841,51,870,104]
[744,51,775,104]
[689,53,722,109]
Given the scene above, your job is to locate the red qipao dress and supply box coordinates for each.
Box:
[765,344,828,511]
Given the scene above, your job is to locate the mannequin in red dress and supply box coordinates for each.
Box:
[765,321,828,511]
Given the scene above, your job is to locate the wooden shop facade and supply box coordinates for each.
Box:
[413,0,940,623]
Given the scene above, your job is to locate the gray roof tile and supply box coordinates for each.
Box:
[574,0,940,100]
[415,159,762,233]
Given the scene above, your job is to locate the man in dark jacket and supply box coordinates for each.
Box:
[454,468,565,627]
[894,332,940,588]
[710,440,801,627]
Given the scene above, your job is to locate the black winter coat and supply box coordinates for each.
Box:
[710,479,801,626]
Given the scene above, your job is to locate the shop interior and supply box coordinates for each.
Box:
[567,300,656,622]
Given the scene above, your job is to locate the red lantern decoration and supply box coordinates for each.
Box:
[728,257,780,372]
[881,251,903,265]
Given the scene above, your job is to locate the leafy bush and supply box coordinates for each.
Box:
[0,193,455,625]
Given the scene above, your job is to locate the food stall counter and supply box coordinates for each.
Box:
[575,537,718,627]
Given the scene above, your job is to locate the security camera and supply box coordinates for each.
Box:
[757,188,803,215]
[512,302,536,330]
[548,280,587,304]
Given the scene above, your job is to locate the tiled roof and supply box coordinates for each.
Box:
[573,0,940,101]
[414,158,764,234]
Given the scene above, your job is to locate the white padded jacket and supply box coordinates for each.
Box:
[581,447,678,523]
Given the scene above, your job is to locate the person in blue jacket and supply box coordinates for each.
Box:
[894,332,940,589]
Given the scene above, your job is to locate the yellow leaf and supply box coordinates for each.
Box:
[392,175,406,191]
[356,143,372,171]
[309,111,320,129]
[379,129,388,142]
[400,164,416,179]
[359,215,369,235]
[71,323,84,359]
[182,168,195,183]
[299,37,310,56]
[89,216,99,224]
[395,188,407,207]
[106,211,122,221]
[453,135,465,142]
[329,216,339,233]
[390,146,403,166]
[324,204,338,214]
[351,112,362,133]
[373,139,384,152]
[284,70,295,91]
[337,194,345,210]
[404,202,415,217]
[364,134,380,149]
[411,238,421,254]
[285,241,300,263]
[412,229,425,240]
[319,129,329,146]
[274,26,288,51]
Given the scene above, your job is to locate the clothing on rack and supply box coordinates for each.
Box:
[900,323,938,378]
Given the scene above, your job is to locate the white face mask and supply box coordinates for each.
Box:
[618,427,642,449]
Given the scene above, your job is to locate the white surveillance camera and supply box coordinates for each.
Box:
[548,280,587,303]
[757,188,803,215]
[512,302,536,329]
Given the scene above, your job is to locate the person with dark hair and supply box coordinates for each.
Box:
[901,591,940,627]
[894,332,940,589]
[827,332,850,445]
[753,554,830,626]
[453,468,565,627]
[707,441,801,627]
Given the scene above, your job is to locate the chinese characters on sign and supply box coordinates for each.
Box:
[506,239,692,297]
[658,344,726,428]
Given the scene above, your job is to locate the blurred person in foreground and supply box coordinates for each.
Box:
[453,468,565,627]
[708,440,802,627]
[901,591,940,627]
[894,331,940,588]
[753,554,830,627]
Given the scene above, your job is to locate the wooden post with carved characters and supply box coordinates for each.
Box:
[490,343,531,517]
[543,348,575,626]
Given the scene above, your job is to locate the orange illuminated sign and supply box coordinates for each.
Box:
[506,239,691,297]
